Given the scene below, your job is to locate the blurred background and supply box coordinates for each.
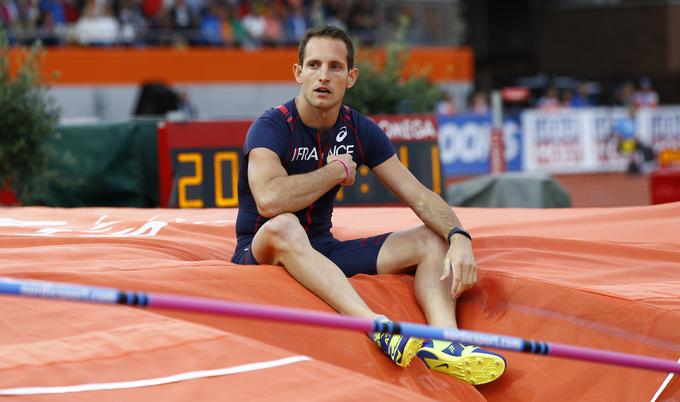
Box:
[1,0,679,209]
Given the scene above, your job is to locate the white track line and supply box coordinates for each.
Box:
[650,357,680,402]
[0,355,311,396]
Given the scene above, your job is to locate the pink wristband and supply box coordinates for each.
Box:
[333,159,350,182]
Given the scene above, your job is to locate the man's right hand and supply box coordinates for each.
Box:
[327,153,357,186]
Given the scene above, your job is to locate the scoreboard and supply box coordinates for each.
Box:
[157,115,443,208]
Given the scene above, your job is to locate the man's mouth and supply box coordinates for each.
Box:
[314,87,331,94]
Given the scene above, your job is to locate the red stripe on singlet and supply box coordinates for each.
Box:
[275,104,289,115]
[342,107,365,163]
[304,202,314,232]
[316,129,323,168]
[285,116,299,162]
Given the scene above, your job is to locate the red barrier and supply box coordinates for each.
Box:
[0,180,18,206]
[650,168,680,204]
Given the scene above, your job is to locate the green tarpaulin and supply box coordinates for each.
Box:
[34,120,159,207]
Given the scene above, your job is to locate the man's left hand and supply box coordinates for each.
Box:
[440,236,477,299]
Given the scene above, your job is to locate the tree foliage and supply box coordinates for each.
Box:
[344,16,446,114]
[0,35,60,204]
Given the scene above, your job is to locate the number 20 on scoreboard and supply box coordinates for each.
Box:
[172,149,239,208]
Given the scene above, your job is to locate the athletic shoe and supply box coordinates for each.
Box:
[371,318,423,367]
[417,339,506,385]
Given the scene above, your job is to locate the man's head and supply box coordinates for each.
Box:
[294,26,358,114]
[298,26,355,69]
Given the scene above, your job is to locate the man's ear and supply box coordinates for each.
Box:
[347,67,359,89]
[293,64,303,83]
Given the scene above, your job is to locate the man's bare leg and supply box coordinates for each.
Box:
[376,225,506,385]
[376,225,458,328]
[250,213,423,367]
[250,213,379,319]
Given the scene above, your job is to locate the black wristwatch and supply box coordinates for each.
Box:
[447,226,472,244]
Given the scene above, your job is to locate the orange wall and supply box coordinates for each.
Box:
[10,47,473,85]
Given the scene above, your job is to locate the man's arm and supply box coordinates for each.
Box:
[372,155,477,297]
[248,148,356,217]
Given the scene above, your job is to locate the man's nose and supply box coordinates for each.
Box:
[318,66,330,82]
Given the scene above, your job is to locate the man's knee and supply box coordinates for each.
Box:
[414,225,447,260]
[259,213,308,254]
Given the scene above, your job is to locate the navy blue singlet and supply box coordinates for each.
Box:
[232,99,395,259]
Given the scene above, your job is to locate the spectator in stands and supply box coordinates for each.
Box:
[436,92,458,115]
[569,81,593,107]
[242,0,266,47]
[12,0,39,45]
[261,0,284,46]
[613,80,635,106]
[62,0,78,22]
[116,0,147,45]
[537,86,560,111]
[200,0,224,45]
[0,0,18,29]
[633,76,659,108]
[322,0,348,29]
[308,0,324,27]
[283,0,309,45]
[221,3,251,47]
[73,0,120,45]
[147,8,175,45]
[168,0,198,45]
[141,0,161,20]
[37,9,63,45]
[560,88,573,108]
[183,0,202,19]
[347,0,375,45]
[468,90,489,114]
[38,0,65,27]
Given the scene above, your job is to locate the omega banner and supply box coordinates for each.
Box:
[158,115,444,208]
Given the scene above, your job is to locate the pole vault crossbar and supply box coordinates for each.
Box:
[1,277,678,374]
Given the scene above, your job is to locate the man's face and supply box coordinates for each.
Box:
[294,37,358,111]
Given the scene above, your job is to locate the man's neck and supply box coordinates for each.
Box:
[295,96,340,129]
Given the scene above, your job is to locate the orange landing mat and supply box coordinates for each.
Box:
[1,203,679,401]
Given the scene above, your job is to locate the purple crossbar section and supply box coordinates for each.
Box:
[151,293,374,333]
[550,342,680,373]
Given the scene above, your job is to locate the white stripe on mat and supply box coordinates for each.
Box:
[650,357,680,402]
[0,355,312,396]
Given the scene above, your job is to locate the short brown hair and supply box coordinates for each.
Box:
[298,26,355,69]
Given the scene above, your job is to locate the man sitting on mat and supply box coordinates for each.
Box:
[231,25,505,385]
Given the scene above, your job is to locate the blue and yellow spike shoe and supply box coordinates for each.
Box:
[371,318,423,367]
[417,340,506,385]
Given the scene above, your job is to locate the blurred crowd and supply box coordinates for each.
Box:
[535,77,659,111]
[0,0,378,47]
[441,76,661,116]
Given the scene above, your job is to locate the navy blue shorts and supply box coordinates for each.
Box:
[231,233,391,277]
